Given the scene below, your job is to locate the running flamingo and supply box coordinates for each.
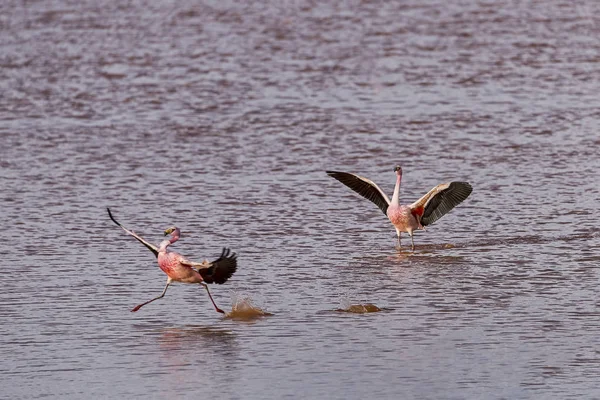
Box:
[326,166,472,250]
[107,208,237,313]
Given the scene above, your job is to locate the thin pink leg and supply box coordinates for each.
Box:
[201,283,225,314]
[132,280,170,312]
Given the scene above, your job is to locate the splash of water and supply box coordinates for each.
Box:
[225,294,273,319]
[336,303,382,313]
[336,297,382,313]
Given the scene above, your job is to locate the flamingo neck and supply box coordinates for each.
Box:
[168,228,181,244]
[391,173,402,206]
[158,239,171,253]
[159,228,180,253]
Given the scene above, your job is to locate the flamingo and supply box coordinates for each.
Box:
[107,208,237,314]
[326,165,472,250]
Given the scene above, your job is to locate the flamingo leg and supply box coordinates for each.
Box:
[410,234,415,251]
[201,282,225,314]
[131,279,171,312]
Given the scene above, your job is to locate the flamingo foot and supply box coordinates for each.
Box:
[131,305,142,312]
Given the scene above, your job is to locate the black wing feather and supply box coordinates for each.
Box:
[107,208,159,257]
[199,248,237,284]
[421,182,472,226]
[326,171,390,215]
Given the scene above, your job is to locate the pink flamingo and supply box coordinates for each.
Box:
[327,165,472,250]
[107,208,237,314]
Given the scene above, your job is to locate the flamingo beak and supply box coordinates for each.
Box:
[164,227,173,235]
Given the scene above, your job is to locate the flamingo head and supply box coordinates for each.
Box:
[164,226,181,244]
[394,165,402,175]
[165,226,181,238]
[164,226,176,235]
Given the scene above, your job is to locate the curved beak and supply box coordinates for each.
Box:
[164,227,174,236]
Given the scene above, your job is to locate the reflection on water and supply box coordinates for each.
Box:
[158,326,238,354]
[153,325,241,395]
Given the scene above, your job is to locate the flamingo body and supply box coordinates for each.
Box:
[156,232,206,284]
[386,205,420,236]
[327,165,472,250]
[157,246,204,283]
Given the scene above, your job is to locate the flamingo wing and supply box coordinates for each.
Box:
[193,248,237,284]
[409,182,472,226]
[326,171,391,215]
[107,208,159,257]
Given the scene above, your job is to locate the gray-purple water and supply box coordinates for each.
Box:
[2,1,600,398]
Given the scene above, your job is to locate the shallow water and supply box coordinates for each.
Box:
[1,0,600,399]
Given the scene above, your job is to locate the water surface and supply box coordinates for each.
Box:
[1,1,600,399]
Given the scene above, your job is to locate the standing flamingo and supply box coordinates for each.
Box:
[107,208,237,314]
[326,165,472,250]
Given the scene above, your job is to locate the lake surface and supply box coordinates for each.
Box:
[1,1,600,399]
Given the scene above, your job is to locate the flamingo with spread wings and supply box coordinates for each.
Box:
[326,166,472,250]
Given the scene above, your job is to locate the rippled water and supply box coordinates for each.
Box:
[2,1,600,398]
